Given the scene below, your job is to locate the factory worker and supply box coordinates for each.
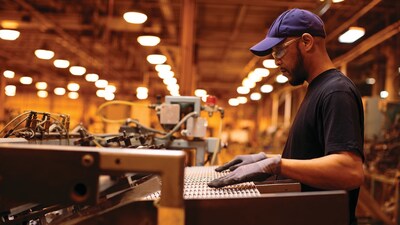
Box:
[208,8,364,225]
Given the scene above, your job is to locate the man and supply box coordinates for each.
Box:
[208,8,364,225]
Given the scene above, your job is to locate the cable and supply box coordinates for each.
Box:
[156,111,198,139]
[96,100,148,123]
[0,111,31,135]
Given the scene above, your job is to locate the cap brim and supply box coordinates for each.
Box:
[249,37,285,56]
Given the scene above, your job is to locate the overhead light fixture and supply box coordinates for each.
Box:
[365,78,376,85]
[147,54,167,65]
[253,68,270,77]
[35,82,47,90]
[53,59,70,68]
[95,79,108,88]
[242,78,256,89]
[332,0,345,3]
[237,96,248,104]
[248,71,263,83]
[260,84,273,93]
[228,98,239,106]
[35,49,54,60]
[155,64,171,72]
[137,35,161,46]
[5,85,16,96]
[67,83,80,92]
[237,86,250,95]
[194,89,207,97]
[380,91,389,99]
[54,87,66,95]
[68,92,79,99]
[136,86,148,100]
[263,59,278,68]
[338,27,365,43]
[104,92,115,101]
[250,92,262,101]
[0,29,20,41]
[3,70,15,78]
[20,76,33,85]
[163,77,177,86]
[69,66,86,76]
[96,89,105,98]
[167,84,179,92]
[37,90,48,98]
[123,11,147,24]
[276,74,288,83]
[158,71,174,79]
[85,73,99,82]
[105,85,117,93]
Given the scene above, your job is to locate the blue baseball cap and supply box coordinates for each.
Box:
[250,8,326,56]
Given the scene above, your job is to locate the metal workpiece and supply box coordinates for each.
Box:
[145,166,260,200]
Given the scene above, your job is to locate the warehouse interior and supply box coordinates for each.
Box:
[0,0,399,224]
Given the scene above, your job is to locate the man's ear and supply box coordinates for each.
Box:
[301,33,314,51]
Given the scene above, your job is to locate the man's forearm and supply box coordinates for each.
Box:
[279,151,364,190]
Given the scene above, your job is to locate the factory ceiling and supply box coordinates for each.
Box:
[0,0,399,104]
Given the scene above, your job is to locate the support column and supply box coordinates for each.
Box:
[0,76,6,124]
[284,91,292,128]
[179,0,196,96]
[271,93,279,128]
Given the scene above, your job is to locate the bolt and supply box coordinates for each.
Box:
[81,154,94,167]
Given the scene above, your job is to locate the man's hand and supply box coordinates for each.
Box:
[215,152,267,172]
[208,156,281,188]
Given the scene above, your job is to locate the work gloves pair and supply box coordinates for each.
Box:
[207,152,281,188]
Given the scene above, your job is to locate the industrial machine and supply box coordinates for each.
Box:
[0,96,350,225]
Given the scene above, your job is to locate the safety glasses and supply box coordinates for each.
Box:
[272,37,301,59]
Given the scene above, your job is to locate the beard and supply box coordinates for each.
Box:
[288,45,309,86]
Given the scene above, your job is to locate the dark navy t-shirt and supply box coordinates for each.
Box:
[281,69,364,225]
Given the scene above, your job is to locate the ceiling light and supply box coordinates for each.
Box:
[5,85,16,96]
[95,79,108,88]
[34,49,54,60]
[338,27,365,43]
[147,54,167,65]
[35,82,47,90]
[228,98,239,106]
[69,66,86,76]
[167,84,180,92]
[194,89,207,97]
[53,59,70,68]
[332,0,345,3]
[276,74,288,83]
[158,71,174,79]
[136,91,148,100]
[242,78,256,88]
[137,86,148,93]
[170,90,180,96]
[237,96,247,104]
[105,85,116,93]
[54,87,66,95]
[96,89,105,98]
[123,11,147,24]
[68,92,79,99]
[1,20,19,29]
[237,86,250,95]
[20,76,33,85]
[155,64,171,72]
[260,84,273,93]
[248,71,263,83]
[163,77,177,86]
[37,90,48,98]
[250,92,262,101]
[253,68,270,77]
[137,35,161,46]
[85,73,99,82]
[263,59,278,68]
[380,91,389,99]
[366,78,376,85]
[3,70,15,78]
[67,83,80,91]
[104,92,115,101]
[0,29,20,41]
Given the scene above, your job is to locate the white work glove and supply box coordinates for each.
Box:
[215,152,267,172]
